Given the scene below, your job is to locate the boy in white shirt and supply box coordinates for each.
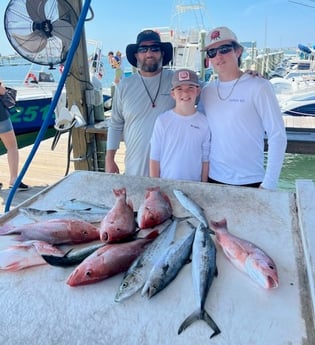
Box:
[150,69,210,182]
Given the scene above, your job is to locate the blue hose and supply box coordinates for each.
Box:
[5,0,92,212]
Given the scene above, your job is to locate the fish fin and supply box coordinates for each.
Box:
[178,310,200,334]
[178,309,220,338]
[127,199,134,211]
[161,191,172,205]
[207,227,215,235]
[173,215,191,223]
[14,234,24,241]
[203,309,221,338]
[45,210,59,214]
[144,230,159,240]
[0,224,16,235]
[184,257,192,265]
[41,248,72,266]
[65,248,74,256]
[2,262,25,271]
[210,218,227,229]
[41,254,73,267]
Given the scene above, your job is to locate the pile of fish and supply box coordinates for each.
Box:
[0,186,279,339]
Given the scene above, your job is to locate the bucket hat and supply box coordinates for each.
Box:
[126,30,173,67]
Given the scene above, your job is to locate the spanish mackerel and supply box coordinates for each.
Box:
[173,189,209,228]
[19,207,109,224]
[178,222,220,338]
[114,218,178,302]
[56,198,109,212]
[141,223,196,299]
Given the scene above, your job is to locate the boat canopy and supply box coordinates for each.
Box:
[298,44,312,54]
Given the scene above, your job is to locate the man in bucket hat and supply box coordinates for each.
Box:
[105,30,175,176]
[198,26,287,189]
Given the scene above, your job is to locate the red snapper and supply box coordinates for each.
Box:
[0,219,100,245]
[66,233,157,286]
[99,187,136,243]
[210,218,279,289]
[137,187,172,229]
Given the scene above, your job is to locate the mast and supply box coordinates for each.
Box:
[170,1,208,76]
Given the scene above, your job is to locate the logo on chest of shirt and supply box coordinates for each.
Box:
[190,124,200,129]
[229,98,245,103]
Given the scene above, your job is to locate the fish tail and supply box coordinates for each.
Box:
[0,224,15,235]
[1,262,22,272]
[178,309,220,338]
[203,309,221,338]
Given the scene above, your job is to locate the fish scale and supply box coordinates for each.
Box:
[114,218,178,302]
[141,224,196,299]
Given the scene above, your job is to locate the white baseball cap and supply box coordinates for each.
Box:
[204,26,239,49]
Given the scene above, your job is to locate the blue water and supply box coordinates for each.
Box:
[0,60,314,191]
[0,59,118,88]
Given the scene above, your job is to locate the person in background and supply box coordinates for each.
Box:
[115,51,122,64]
[113,58,123,85]
[199,26,287,189]
[0,81,29,191]
[150,68,210,182]
[105,30,175,176]
[107,51,123,85]
[114,50,124,84]
[107,51,116,67]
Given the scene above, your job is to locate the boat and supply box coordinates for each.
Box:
[4,41,111,136]
[144,1,212,79]
[270,74,315,117]
[278,89,315,117]
[268,52,315,116]
[8,68,59,135]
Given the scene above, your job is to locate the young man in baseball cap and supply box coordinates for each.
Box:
[199,26,287,189]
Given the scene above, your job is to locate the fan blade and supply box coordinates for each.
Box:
[52,19,74,51]
[12,32,47,54]
[26,0,48,22]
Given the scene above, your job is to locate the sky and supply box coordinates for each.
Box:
[0,0,315,57]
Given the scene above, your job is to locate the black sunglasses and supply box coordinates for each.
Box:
[137,45,161,53]
[206,44,234,59]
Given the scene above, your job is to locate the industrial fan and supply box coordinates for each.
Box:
[4,0,78,68]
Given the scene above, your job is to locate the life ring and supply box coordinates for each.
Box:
[24,72,38,84]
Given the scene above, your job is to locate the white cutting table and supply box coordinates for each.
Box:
[0,171,314,345]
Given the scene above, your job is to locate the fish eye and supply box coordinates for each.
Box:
[86,270,92,277]
[122,282,129,288]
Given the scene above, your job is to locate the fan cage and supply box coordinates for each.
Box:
[4,0,77,66]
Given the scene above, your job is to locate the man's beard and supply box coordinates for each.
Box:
[138,58,163,72]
